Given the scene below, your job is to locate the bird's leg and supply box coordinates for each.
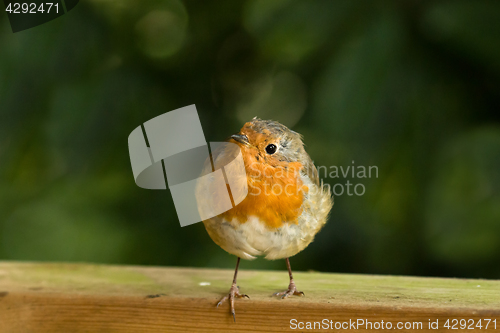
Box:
[273,258,305,299]
[216,257,249,321]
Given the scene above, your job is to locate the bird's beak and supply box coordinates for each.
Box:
[231,134,251,147]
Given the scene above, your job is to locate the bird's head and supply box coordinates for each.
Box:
[229,118,306,169]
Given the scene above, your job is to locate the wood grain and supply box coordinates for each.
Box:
[0,262,499,332]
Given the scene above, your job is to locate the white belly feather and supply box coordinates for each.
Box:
[202,175,332,260]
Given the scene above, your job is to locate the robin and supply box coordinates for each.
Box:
[199,118,333,320]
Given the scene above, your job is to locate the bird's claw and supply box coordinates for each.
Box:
[273,281,305,299]
[216,284,250,321]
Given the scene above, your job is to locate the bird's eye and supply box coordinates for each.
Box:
[265,144,277,155]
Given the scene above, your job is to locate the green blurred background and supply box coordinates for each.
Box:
[1,0,500,279]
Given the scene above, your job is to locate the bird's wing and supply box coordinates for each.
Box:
[302,152,320,187]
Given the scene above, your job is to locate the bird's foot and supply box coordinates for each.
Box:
[273,280,305,299]
[216,283,250,321]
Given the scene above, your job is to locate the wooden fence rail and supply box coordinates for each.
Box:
[0,262,499,332]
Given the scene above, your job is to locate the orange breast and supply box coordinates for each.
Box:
[221,151,308,229]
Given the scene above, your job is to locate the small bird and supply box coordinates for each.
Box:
[198,118,333,320]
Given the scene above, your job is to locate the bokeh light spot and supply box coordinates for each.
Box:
[135,5,188,59]
[236,71,307,128]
